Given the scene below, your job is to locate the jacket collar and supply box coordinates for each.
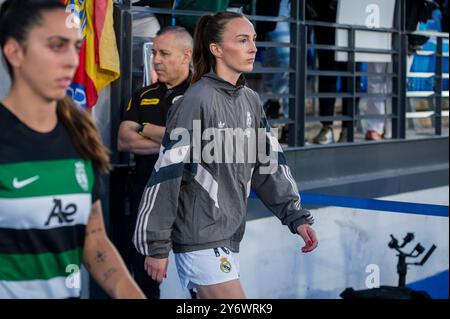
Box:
[202,70,246,97]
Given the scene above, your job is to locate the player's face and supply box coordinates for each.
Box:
[6,9,82,101]
[216,18,257,74]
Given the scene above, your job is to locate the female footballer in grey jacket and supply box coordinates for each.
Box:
[133,11,318,299]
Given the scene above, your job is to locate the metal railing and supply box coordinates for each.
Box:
[110,0,449,155]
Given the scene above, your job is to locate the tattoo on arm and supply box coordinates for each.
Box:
[86,201,104,237]
[102,267,118,283]
[95,250,107,263]
[84,226,103,239]
[90,227,103,235]
[89,204,101,219]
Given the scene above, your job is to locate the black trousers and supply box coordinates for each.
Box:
[314,25,352,128]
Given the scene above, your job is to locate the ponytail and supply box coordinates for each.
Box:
[57,97,111,174]
[192,11,244,84]
[192,15,214,84]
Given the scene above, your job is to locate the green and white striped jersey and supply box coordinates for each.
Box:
[0,104,100,299]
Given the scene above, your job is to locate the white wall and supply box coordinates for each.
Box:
[160,186,449,299]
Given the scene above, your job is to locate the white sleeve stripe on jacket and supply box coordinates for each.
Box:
[281,165,314,222]
[154,145,190,173]
[286,165,300,195]
[134,185,155,254]
[133,184,157,254]
[194,165,219,208]
[142,183,161,255]
[281,165,301,203]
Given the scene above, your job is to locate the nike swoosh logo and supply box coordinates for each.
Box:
[12,176,40,189]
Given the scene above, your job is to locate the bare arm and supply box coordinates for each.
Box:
[83,200,145,299]
[117,121,161,155]
[141,123,165,145]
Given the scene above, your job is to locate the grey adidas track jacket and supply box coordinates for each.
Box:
[133,71,314,258]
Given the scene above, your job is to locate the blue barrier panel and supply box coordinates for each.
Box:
[408,40,437,92]
[407,270,449,299]
[408,11,449,92]
[249,192,449,217]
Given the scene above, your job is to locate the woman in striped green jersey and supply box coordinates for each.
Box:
[0,0,144,298]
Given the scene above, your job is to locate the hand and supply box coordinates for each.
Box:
[144,256,169,283]
[296,224,318,253]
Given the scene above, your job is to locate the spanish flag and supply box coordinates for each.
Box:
[65,0,120,109]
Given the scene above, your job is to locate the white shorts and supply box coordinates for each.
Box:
[174,247,240,290]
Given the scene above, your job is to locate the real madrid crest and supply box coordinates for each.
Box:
[220,257,232,273]
[75,161,89,192]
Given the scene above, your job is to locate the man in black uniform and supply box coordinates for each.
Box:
[118,26,193,298]
[306,0,354,145]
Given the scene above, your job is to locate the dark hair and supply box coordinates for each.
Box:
[0,0,66,77]
[192,11,244,84]
[0,0,111,174]
[57,97,111,174]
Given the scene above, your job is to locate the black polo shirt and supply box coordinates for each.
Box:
[122,76,190,184]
